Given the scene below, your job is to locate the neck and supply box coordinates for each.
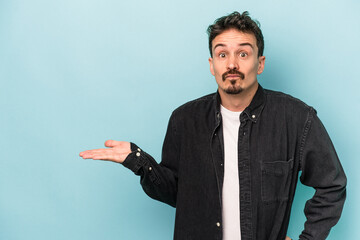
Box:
[219,82,258,112]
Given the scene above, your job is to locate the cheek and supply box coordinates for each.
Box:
[214,68,224,83]
[216,63,227,74]
[245,62,259,75]
[212,65,222,76]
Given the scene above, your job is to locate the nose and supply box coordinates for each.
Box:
[227,55,239,70]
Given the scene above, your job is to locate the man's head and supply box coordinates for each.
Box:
[207,11,264,58]
[207,11,265,96]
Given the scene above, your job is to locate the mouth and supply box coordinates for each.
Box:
[225,74,241,79]
[222,70,245,81]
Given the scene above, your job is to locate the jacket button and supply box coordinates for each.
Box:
[216,222,221,227]
[136,152,141,157]
[148,167,152,171]
[252,114,256,119]
[137,148,141,152]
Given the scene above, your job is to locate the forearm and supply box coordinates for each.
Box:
[122,142,178,207]
[299,109,347,239]
[299,181,346,239]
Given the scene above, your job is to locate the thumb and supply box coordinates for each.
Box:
[104,140,121,148]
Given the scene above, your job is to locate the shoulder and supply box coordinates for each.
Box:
[262,88,318,124]
[171,92,217,117]
[264,88,315,113]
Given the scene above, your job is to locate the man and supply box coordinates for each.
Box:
[79,11,346,240]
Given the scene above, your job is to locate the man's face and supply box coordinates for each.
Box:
[208,29,265,95]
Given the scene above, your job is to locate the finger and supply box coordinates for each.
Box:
[80,146,129,163]
[80,149,112,159]
[81,152,106,160]
[80,148,110,155]
[104,140,123,148]
[91,152,123,163]
[81,152,126,163]
[79,149,102,156]
[81,153,94,159]
[79,151,96,157]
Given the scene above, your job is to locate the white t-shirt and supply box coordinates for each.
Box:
[220,104,241,240]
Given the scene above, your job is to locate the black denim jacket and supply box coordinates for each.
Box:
[123,85,346,240]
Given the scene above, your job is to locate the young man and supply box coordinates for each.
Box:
[80,11,346,240]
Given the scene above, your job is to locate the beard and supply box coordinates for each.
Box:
[223,83,243,94]
[222,69,245,94]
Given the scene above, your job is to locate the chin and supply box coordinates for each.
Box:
[224,87,243,95]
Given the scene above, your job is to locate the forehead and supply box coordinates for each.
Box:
[212,29,257,50]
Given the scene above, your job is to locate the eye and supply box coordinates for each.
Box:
[240,52,248,57]
[219,53,226,58]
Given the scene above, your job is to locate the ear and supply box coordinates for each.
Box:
[257,56,265,75]
[209,57,215,76]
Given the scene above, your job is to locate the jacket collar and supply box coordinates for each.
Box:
[213,84,266,125]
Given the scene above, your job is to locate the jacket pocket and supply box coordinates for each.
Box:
[261,159,294,203]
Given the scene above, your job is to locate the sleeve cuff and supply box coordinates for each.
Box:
[122,142,144,174]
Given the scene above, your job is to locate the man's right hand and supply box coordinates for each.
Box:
[79,140,131,164]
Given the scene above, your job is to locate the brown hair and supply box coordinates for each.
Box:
[207,11,264,57]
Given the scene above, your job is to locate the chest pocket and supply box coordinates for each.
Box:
[261,159,294,203]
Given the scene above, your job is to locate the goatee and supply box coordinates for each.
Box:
[224,85,243,94]
[222,69,245,94]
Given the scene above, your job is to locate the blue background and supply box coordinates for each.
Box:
[1,0,359,239]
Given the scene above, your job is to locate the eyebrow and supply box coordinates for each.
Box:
[213,42,254,51]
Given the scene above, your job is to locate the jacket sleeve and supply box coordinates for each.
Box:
[299,108,347,240]
[122,112,179,207]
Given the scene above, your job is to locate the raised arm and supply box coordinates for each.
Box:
[79,113,180,207]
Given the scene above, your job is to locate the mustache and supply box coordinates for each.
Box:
[222,69,245,81]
